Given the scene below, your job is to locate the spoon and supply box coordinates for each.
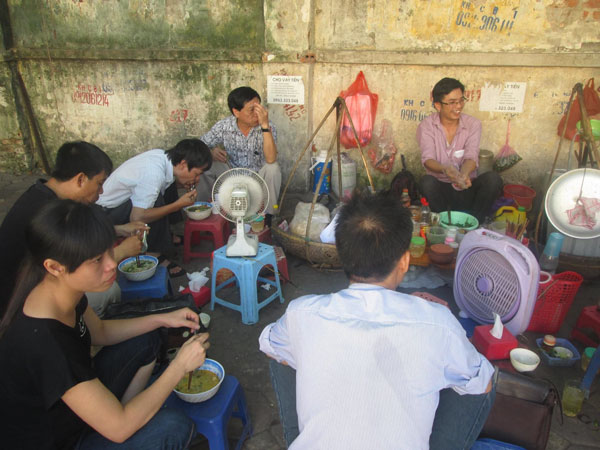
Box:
[136,230,148,267]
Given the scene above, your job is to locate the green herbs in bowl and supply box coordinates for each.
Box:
[117,255,158,282]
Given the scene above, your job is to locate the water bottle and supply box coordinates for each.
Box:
[420,197,431,225]
[400,189,411,208]
[539,232,565,274]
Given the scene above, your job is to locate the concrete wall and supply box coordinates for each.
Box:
[1,0,599,195]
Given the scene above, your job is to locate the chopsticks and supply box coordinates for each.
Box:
[506,218,529,241]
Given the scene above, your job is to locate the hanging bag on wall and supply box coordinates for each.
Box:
[339,71,379,149]
[557,78,600,141]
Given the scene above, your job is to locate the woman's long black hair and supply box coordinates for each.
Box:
[0,199,115,337]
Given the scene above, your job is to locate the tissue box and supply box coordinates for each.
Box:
[472,324,518,360]
[181,286,211,308]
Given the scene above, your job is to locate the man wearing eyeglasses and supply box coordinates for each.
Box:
[417,77,502,222]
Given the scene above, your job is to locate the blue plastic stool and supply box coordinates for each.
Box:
[165,375,252,450]
[471,438,525,449]
[581,343,600,399]
[118,265,173,301]
[211,243,284,325]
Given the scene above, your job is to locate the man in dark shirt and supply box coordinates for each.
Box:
[0,141,145,318]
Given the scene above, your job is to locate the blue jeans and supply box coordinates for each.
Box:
[76,331,195,449]
[269,360,497,449]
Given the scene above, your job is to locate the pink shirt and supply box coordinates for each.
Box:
[417,113,482,183]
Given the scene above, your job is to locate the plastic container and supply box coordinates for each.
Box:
[400,189,411,208]
[409,236,426,258]
[539,232,565,274]
[536,337,580,367]
[503,184,536,211]
[420,198,431,225]
[311,151,332,194]
[409,205,421,222]
[582,347,596,371]
[527,271,583,334]
[427,226,446,245]
[331,152,356,199]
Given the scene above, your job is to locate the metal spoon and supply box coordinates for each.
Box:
[136,230,148,267]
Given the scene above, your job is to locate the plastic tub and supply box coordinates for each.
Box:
[503,184,536,211]
[536,337,580,367]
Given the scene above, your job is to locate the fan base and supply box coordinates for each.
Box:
[226,233,259,257]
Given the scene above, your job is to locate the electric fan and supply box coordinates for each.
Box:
[454,229,540,336]
[212,168,269,257]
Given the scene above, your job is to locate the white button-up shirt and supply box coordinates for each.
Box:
[259,283,494,450]
[97,149,174,210]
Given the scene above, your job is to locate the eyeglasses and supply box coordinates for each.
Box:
[439,97,467,106]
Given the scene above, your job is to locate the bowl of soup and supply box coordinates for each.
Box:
[184,202,212,221]
[118,255,158,282]
[174,358,225,403]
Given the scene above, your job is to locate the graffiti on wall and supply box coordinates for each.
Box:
[71,83,113,107]
[454,1,519,34]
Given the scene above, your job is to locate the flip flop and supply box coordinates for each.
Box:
[157,255,186,278]
[166,262,186,278]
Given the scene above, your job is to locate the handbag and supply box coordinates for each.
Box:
[103,293,199,320]
[479,370,561,450]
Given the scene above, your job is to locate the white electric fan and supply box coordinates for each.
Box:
[212,168,269,257]
[454,229,540,336]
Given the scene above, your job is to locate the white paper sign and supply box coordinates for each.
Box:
[267,76,304,105]
[479,82,527,113]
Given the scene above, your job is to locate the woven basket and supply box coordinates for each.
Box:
[271,219,341,268]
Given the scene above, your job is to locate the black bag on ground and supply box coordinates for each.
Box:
[385,154,420,204]
[479,370,561,450]
[103,293,199,320]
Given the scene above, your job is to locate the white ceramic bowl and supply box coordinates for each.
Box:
[118,255,158,282]
[174,358,225,403]
[510,348,541,372]
[184,202,212,221]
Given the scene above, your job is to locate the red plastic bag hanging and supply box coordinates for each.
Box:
[339,71,378,149]
[557,78,600,141]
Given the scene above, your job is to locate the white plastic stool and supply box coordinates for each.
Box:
[211,243,284,324]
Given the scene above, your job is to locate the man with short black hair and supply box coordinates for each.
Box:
[0,141,145,317]
[97,139,212,263]
[417,77,502,222]
[259,192,495,449]
[198,86,281,225]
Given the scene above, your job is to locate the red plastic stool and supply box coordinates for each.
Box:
[571,305,600,348]
[183,214,230,263]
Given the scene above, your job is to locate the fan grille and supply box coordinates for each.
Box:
[212,168,269,222]
[455,248,520,324]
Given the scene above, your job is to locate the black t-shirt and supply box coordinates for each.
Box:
[0,297,96,449]
[0,180,57,316]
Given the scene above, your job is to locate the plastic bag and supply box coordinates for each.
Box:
[494,119,522,172]
[339,71,378,149]
[557,78,600,141]
[289,202,330,242]
[368,119,397,174]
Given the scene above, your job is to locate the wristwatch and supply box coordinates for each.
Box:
[261,127,270,133]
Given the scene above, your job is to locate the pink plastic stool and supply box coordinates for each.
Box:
[183,214,230,263]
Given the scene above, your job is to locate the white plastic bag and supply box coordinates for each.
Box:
[290,202,330,242]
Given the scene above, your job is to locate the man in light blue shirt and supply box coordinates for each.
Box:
[259,192,495,449]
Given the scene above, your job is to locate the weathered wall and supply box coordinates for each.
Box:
[1,0,599,195]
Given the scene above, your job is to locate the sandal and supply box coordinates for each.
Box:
[157,255,186,278]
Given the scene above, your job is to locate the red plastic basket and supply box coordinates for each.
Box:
[527,271,583,334]
[503,184,536,211]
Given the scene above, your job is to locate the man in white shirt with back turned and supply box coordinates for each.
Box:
[259,191,496,449]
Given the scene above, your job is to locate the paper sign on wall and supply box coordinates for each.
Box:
[479,82,527,113]
[267,76,305,105]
